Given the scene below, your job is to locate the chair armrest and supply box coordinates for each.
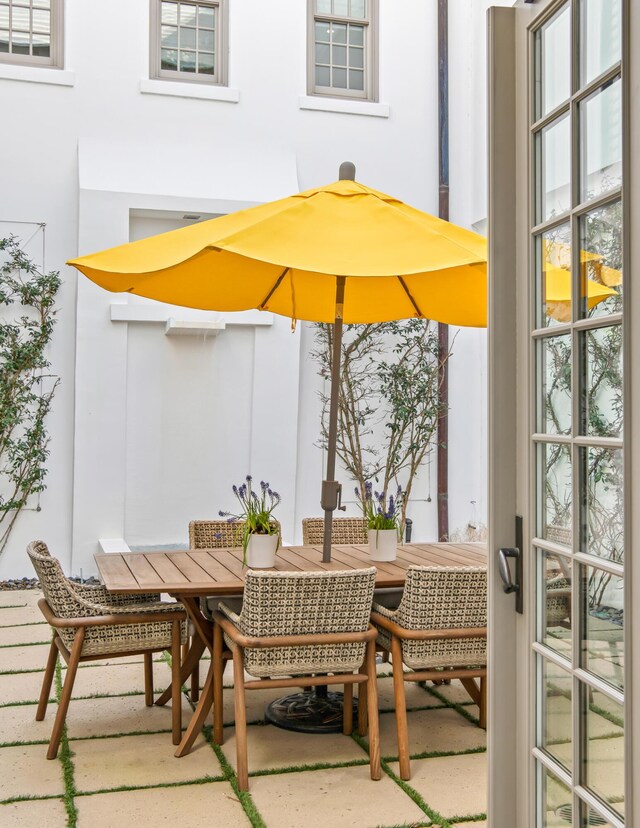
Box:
[371,602,397,619]
[218,601,242,627]
[38,598,186,629]
[371,611,486,642]
[70,582,161,605]
[212,611,377,649]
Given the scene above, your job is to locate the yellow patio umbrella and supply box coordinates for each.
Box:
[69,162,488,562]
[544,263,619,323]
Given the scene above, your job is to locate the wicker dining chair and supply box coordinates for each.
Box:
[371,565,487,781]
[27,541,187,759]
[211,568,381,791]
[301,516,368,545]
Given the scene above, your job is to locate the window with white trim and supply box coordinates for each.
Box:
[150,0,228,85]
[308,0,378,101]
[0,0,63,68]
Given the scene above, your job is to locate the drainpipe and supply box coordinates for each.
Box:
[437,0,450,542]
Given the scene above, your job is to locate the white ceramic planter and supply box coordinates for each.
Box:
[367,528,398,562]
[246,533,278,568]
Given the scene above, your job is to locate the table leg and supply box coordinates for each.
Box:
[175,661,214,757]
[155,595,212,707]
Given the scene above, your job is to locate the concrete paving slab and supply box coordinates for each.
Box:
[0,743,65,800]
[0,669,49,705]
[220,721,367,773]
[0,699,58,745]
[0,796,67,826]
[74,780,250,827]
[72,732,223,793]
[0,643,53,673]
[364,706,486,759]
[70,660,173,699]
[66,693,192,740]
[249,764,427,828]
[0,624,51,646]
[389,751,487,819]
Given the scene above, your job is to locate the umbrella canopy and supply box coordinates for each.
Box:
[70,177,488,327]
[69,164,489,561]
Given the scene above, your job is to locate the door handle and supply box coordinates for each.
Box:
[498,546,523,614]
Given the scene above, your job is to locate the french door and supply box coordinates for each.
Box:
[487,1,639,827]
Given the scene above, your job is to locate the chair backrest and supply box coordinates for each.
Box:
[236,568,376,677]
[301,517,368,545]
[26,540,85,619]
[395,565,487,670]
[189,520,244,549]
[189,519,281,549]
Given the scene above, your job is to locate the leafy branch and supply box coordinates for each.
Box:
[0,235,61,554]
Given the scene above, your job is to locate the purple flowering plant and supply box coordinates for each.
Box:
[355,481,403,536]
[219,475,281,562]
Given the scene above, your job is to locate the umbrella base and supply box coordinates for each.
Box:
[264,688,358,734]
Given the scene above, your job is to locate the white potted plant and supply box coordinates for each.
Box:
[356,482,403,562]
[220,476,281,568]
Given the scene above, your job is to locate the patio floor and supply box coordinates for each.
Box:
[0,589,488,827]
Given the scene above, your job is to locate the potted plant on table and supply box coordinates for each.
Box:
[356,482,403,562]
[220,476,281,568]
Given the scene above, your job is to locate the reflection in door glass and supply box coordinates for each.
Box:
[582,327,623,439]
[580,0,622,85]
[581,564,623,690]
[580,79,622,200]
[537,335,572,435]
[538,547,572,656]
[536,115,571,223]
[582,447,623,564]
[536,224,572,328]
[534,4,571,119]
[539,656,573,770]
[583,685,624,817]
[580,201,623,319]
[539,443,572,547]
[540,766,572,827]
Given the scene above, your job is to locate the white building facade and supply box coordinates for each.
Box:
[0,0,511,579]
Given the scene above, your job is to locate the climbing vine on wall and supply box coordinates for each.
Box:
[0,235,61,554]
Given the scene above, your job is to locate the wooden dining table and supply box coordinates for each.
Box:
[95,541,487,756]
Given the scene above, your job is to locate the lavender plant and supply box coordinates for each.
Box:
[355,481,403,535]
[219,475,280,562]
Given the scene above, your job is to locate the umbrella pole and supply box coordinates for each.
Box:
[321,276,346,563]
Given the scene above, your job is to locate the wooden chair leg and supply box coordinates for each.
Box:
[358,664,369,737]
[343,681,353,735]
[213,622,224,745]
[365,639,381,780]
[232,647,249,792]
[391,636,410,780]
[36,638,59,722]
[175,662,213,758]
[478,676,487,730]
[144,652,154,707]
[47,628,84,760]
[191,660,200,704]
[171,620,182,745]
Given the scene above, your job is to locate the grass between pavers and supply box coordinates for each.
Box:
[0,621,48,628]
[421,685,480,725]
[55,661,79,827]
[0,639,51,648]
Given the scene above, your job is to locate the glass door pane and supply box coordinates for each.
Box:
[530,3,624,825]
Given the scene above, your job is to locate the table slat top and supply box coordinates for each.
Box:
[95,543,487,596]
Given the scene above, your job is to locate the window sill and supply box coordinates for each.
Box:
[298,95,389,118]
[0,63,75,86]
[140,78,240,103]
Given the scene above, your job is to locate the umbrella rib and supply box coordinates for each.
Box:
[397,276,424,318]
[259,267,290,310]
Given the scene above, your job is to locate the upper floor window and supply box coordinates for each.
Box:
[308,0,378,101]
[150,0,228,85]
[0,0,63,68]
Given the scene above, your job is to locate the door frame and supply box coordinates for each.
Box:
[488,1,638,826]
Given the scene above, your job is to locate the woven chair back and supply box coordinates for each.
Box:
[393,565,487,670]
[189,520,281,549]
[27,540,85,620]
[232,568,376,678]
[301,517,368,545]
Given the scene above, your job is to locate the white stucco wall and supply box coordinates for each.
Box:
[0,0,511,578]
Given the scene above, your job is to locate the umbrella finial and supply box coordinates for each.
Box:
[339,161,356,181]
